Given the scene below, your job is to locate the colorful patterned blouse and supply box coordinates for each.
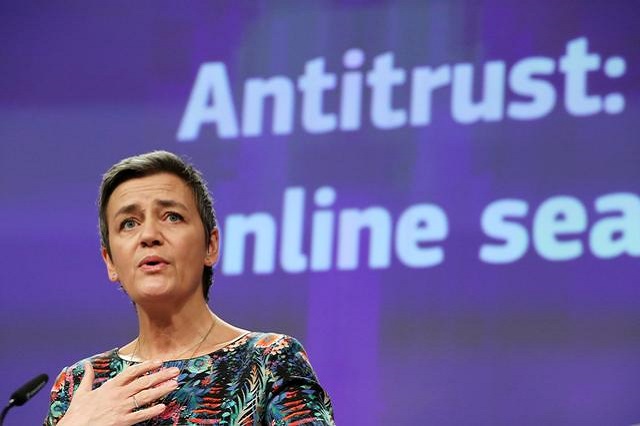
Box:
[44,332,335,425]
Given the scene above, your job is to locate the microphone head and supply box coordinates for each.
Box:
[10,373,49,406]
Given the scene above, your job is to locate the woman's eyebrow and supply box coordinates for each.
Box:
[155,199,189,211]
[114,203,140,218]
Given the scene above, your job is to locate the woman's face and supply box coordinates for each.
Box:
[101,172,218,305]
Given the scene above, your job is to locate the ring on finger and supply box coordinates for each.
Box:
[132,394,140,410]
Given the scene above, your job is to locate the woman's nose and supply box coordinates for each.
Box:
[139,220,163,247]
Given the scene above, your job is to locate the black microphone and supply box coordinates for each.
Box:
[1,373,49,424]
[10,373,48,406]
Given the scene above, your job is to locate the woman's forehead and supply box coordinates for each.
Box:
[108,173,196,212]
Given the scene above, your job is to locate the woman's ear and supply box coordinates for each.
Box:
[101,246,119,282]
[204,228,220,267]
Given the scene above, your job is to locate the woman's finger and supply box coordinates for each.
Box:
[133,379,179,406]
[113,360,164,384]
[127,366,180,394]
[127,403,167,423]
[77,361,95,393]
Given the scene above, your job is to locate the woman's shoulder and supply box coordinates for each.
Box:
[59,348,121,378]
[232,332,316,376]
[235,331,307,355]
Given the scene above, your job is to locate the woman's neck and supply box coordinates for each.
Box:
[134,297,216,361]
[118,296,250,362]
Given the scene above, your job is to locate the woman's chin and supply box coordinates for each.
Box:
[124,276,201,306]
[132,279,176,300]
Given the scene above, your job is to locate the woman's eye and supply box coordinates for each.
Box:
[167,212,183,222]
[121,219,137,230]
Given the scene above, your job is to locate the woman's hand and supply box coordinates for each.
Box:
[57,360,179,426]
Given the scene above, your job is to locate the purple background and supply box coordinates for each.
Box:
[1,1,639,425]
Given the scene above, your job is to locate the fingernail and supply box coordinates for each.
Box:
[166,379,178,388]
[168,367,180,375]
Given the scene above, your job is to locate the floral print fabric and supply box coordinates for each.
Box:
[44,332,334,425]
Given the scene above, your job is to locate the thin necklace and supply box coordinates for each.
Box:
[130,315,217,363]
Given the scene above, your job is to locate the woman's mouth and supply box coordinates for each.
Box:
[138,255,170,272]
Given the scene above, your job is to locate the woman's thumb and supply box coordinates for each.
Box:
[77,361,94,392]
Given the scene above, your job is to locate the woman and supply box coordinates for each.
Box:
[44,151,334,425]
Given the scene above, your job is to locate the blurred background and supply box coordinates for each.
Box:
[1,1,639,424]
